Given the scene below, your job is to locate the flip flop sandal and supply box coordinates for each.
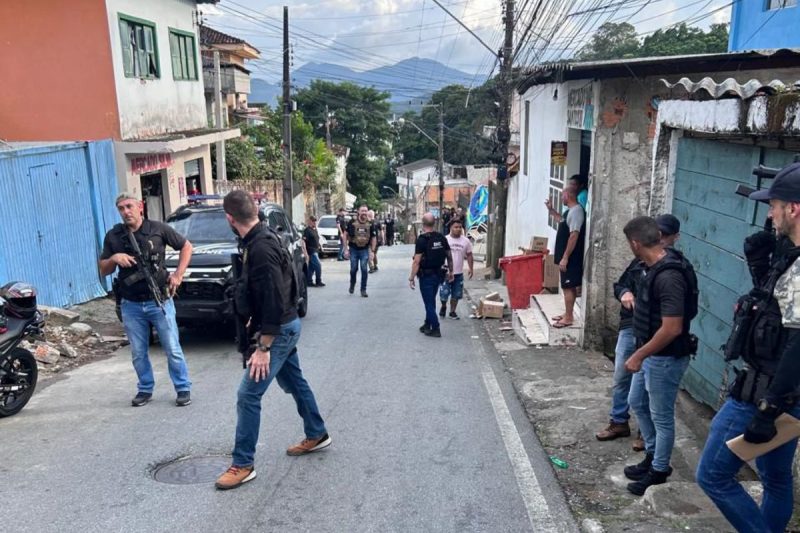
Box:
[552,321,574,329]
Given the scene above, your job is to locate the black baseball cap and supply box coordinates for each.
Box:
[750,162,800,203]
[656,214,680,236]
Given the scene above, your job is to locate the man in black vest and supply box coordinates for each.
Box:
[409,213,453,338]
[216,191,329,491]
[98,193,193,407]
[548,186,585,328]
[622,216,697,496]
[344,205,377,297]
[696,163,800,532]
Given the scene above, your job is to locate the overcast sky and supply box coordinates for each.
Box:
[202,0,732,81]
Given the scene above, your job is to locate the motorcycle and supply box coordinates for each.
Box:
[0,282,45,418]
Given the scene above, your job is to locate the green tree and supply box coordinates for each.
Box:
[640,23,729,57]
[294,81,392,207]
[577,22,640,61]
[224,137,265,180]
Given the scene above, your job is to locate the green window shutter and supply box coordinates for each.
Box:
[170,32,181,79]
[119,19,133,77]
[144,26,158,77]
[178,37,188,79]
[186,37,196,80]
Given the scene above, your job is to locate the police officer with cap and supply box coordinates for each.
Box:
[696,162,800,532]
[656,214,681,248]
[98,192,193,407]
[409,213,453,338]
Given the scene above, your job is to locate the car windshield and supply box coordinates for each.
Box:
[318,217,337,229]
[167,210,235,243]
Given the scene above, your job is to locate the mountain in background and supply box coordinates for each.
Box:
[249,57,475,111]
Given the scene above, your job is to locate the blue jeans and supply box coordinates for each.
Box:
[440,273,464,302]
[697,399,800,533]
[349,246,369,291]
[338,238,345,261]
[610,328,637,423]
[628,355,690,471]
[419,273,443,330]
[120,298,191,394]
[306,252,322,284]
[232,318,326,467]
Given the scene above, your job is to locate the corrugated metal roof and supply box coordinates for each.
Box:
[660,77,800,99]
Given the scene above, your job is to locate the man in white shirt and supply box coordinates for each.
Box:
[439,219,474,320]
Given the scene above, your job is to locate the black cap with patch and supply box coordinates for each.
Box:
[750,162,800,203]
[656,214,680,236]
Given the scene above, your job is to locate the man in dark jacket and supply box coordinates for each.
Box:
[215,191,330,491]
[409,213,453,338]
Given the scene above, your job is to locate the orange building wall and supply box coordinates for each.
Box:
[0,0,120,141]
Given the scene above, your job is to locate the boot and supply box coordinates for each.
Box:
[627,466,672,496]
[595,420,631,441]
[632,431,645,452]
[439,304,447,318]
[623,453,653,481]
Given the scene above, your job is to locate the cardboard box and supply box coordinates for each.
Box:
[530,236,548,252]
[543,253,560,290]
[727,414,800,462]
[484,291,503,302]
[480,300,505,319]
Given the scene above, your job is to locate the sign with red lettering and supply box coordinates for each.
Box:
[131,153,173,174]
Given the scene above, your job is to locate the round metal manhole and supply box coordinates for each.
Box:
[153,455,231,485]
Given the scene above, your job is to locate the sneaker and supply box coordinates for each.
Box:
[348,284,355,295]
[215,465,256,490]
[595,420,631,441]
[419,323,431,333]
[287,433,332,456]
[176,391,191,407]
[316,282,326,287]
[627,467,672,496]
[439,305,447,318]
[368,268,376,274]
[361,290,368,298]
[624,453,654,481]
[425,328,442,338]
[632,431,645,452]
[131,392,152,407]
[449,311,460,320]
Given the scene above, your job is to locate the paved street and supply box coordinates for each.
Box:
[0,244,575,533]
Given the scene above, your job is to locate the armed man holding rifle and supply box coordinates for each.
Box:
[98,192,193,407]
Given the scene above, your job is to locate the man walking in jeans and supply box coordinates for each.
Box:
[98,193,193,407]
[409,213,453,338]
[344,205,377,297]
[621,216,698,496]
[302,215,324,287]
[216,191,330,491]
[439,219,473,320]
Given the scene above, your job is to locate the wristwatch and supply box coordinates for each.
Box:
[256,341,271,353]
[757,398,780,417]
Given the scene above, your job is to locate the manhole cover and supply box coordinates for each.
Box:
[153,455,231,485]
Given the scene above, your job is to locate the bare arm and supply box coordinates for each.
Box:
[99,253,137,277]
[409,254,422,288]
[563,231,579,262]
[467,252,474,278]
[626,316,683,372]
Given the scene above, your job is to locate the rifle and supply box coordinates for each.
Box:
[229,252,253,369]
[126,230,167,315]
[735,183,773,232]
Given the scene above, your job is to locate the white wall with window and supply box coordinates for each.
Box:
[106,0,206,140]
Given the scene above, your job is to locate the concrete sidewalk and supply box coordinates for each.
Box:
[463,273,767,533]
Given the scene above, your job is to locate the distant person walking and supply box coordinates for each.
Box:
[409,213,453,338]
[368,209,382,273]
[303,215,324,287]
[336,208,348,261]
[344,205,377,298]
[385,214,395,246]
[439,219,473,320]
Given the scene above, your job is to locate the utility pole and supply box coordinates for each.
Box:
[486,0,514,277]
[213,51,226,182]
[282,5,293,217]
[325,104,333,149]
[437,105,445,232]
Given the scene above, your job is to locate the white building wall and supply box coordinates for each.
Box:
[105,0,207,140]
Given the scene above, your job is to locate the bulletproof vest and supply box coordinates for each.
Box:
[420,232,448,271]
[726,246,800,376]
[113,223,168,290]
[351,221,372,248]
[632,249,699,357]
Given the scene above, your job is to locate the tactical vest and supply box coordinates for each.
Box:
[632,249,699,357]
[419,232,448,274]
[350,221,372,248]
[112,223,168,296]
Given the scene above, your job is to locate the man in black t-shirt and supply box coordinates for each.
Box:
[621,216,694,496]
[98,192,194,407]
[302,216,324,287]
[409,213,454,337]
[336,208,347,261]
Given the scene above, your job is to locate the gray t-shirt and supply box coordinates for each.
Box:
[566,204,586,233]
[775,256,800,328]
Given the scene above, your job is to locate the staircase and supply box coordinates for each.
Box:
[512,293,582,347]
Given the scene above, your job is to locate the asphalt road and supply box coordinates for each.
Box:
[0,244,576,533]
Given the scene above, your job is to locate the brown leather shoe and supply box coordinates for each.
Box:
[632,431,645,452]
[215,465,256,490]
[596,420,631,441]
[287,433,332,456]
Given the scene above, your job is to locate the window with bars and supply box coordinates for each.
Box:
[767,0,797,10]
[169,29,198,81]
[119,15,159,79]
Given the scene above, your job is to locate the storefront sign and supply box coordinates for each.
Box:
[567,84,594,130]
[550,141,567,166]
[131,153,173,174]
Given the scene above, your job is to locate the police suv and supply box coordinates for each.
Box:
[164,198,308,328]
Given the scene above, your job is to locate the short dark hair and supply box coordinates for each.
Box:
[223,190,258,224]
[450,219,463,228]
[623,216,661,247]
[569,174,588,191]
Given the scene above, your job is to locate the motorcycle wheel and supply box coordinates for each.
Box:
[0,347,38,418]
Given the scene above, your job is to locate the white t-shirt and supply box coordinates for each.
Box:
[775,256,800,328]
[446,235,473,275]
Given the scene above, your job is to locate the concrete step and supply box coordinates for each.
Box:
[529,293,581,346]
[512,308,548,346]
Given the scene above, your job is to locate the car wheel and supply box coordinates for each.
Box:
[297,276,308,318]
